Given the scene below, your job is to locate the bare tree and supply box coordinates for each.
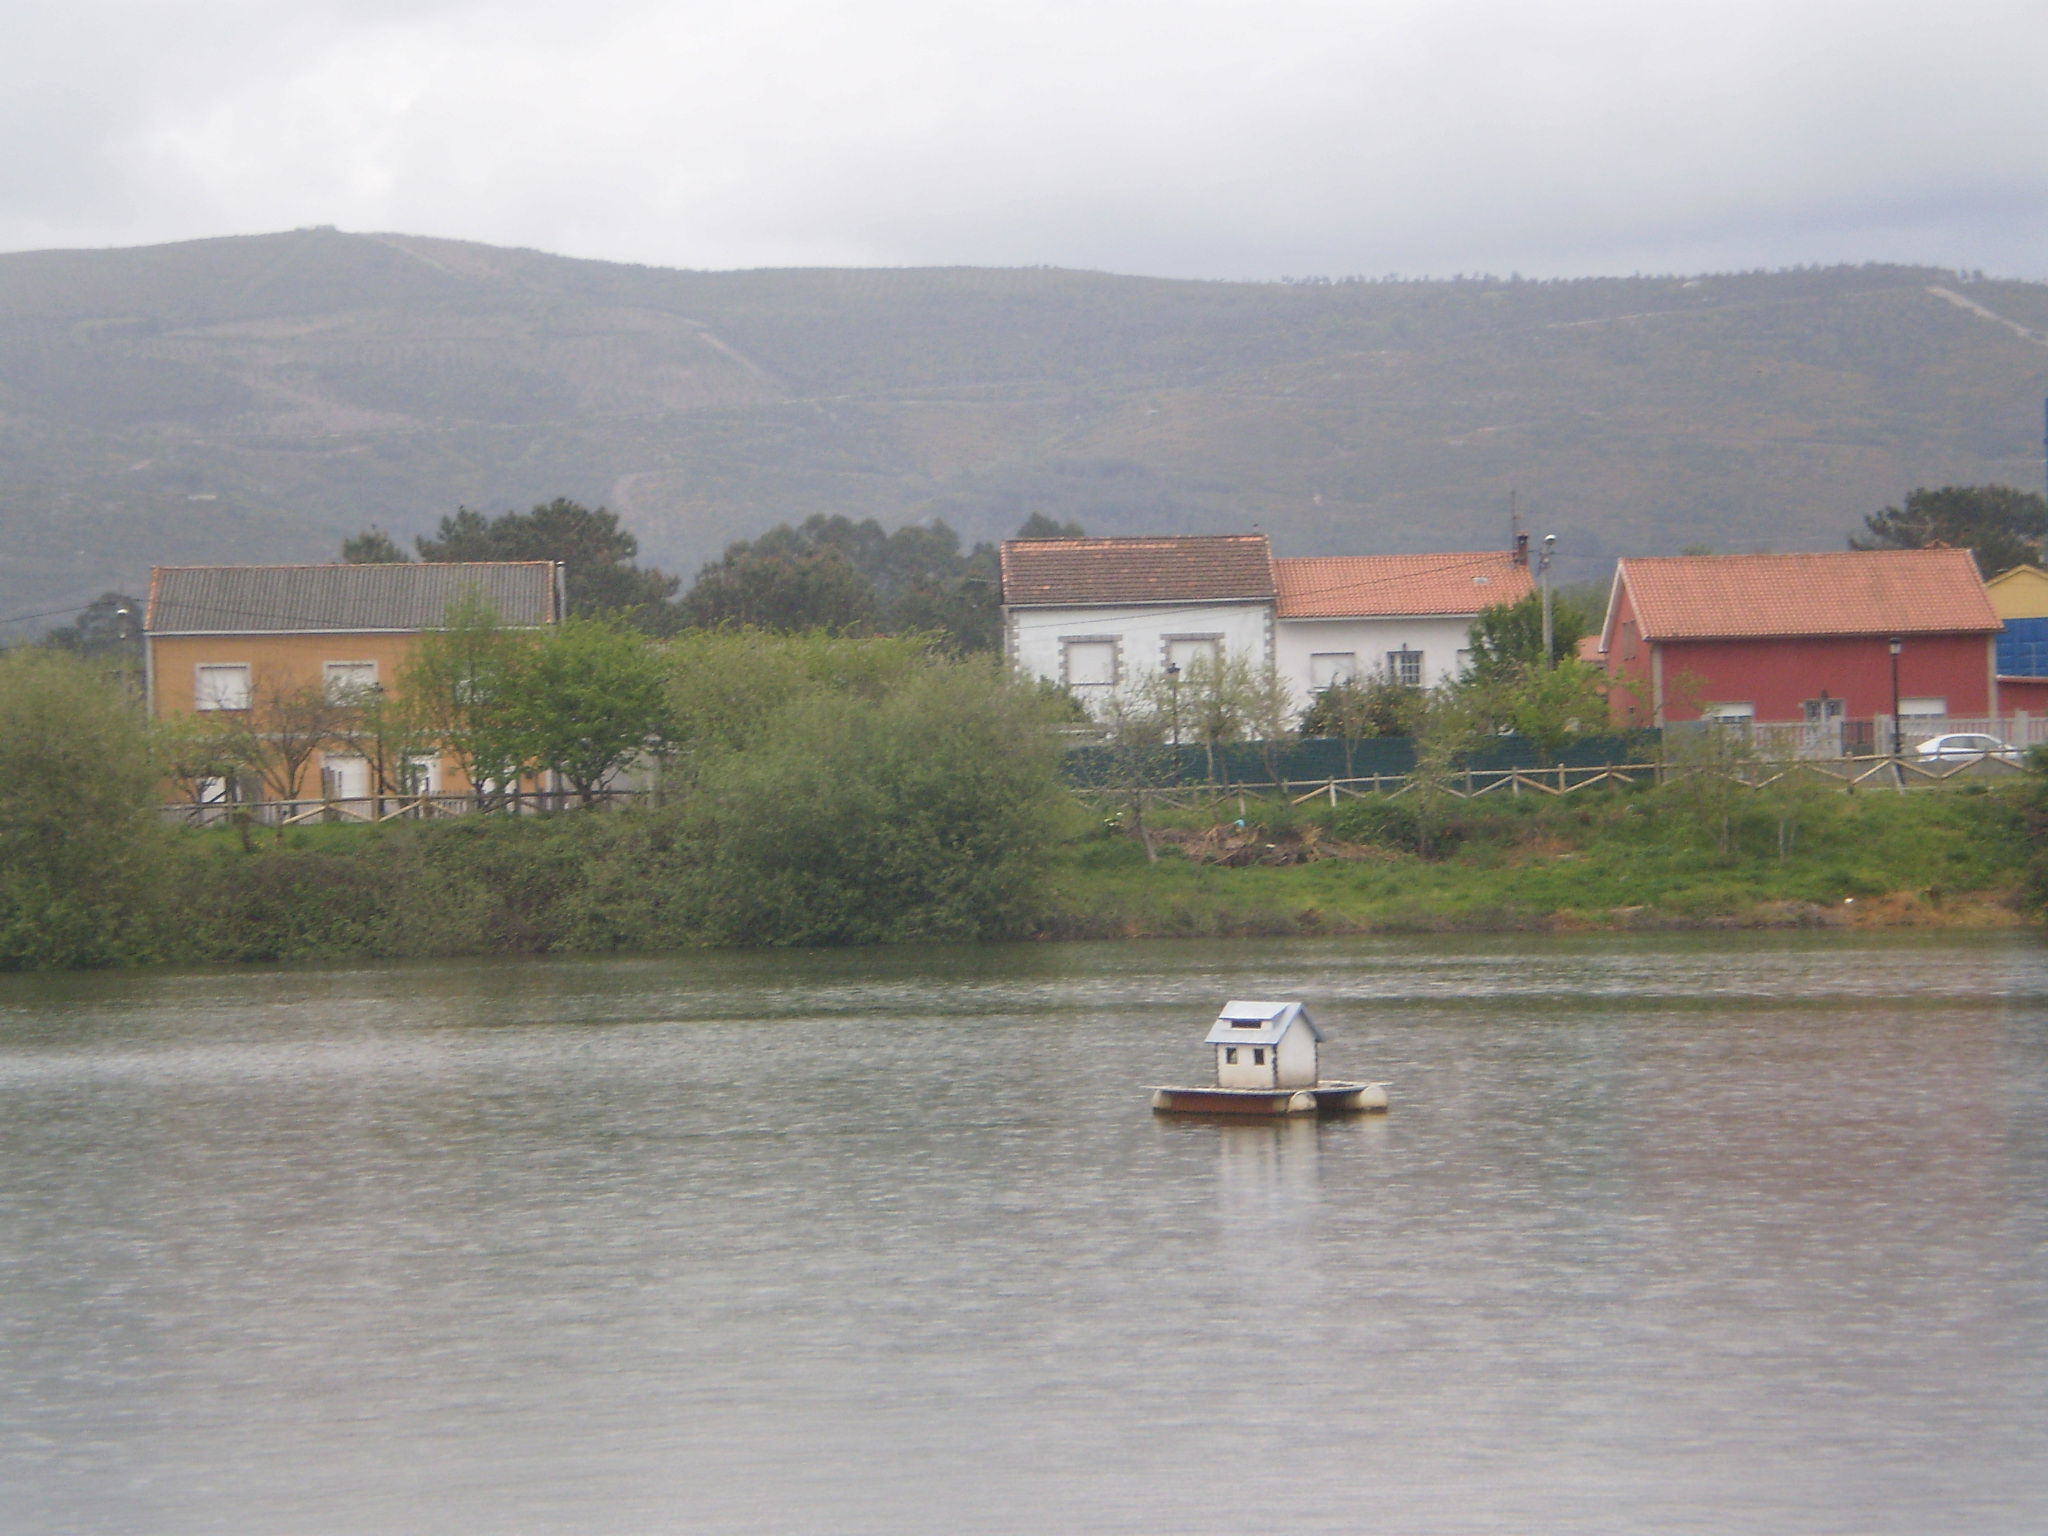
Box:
[219,683,352,810]
[329,685,436,818]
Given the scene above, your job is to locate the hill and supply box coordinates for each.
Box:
[3,227,2047,627]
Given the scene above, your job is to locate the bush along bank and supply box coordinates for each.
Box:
[0,638,1081,970]
[155,662,1077,964]
[1047,776,2033,938]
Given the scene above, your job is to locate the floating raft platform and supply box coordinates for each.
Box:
[1150,1081,1389,1117]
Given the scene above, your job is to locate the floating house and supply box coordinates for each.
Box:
[1153,999,1387,1116]
[1207,1000,1322,1089]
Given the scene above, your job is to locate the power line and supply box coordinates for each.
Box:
[0,603,103,630]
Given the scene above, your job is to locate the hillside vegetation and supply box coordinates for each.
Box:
[5,227,2048,623]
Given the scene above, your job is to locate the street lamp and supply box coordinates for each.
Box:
[1889,636,1903,757]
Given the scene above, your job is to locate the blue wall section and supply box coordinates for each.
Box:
[1998,617,2048,676]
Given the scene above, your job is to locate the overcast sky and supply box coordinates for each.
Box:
[3,0,2045,281]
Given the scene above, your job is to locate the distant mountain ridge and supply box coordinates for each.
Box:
[3,227,2046,629]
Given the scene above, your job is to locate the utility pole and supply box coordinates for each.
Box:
[1539,534,1557,666]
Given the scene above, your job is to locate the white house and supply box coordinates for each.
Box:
[1205,1000,1323,1089]
[1001,534,1534,713]
[1000,535,1276,709]
[1272,552,1534,711]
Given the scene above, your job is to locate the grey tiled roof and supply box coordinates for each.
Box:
[146,563,561,634]
[1000,535,1275,606]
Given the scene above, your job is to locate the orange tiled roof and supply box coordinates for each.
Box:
[1274,552,1533,618]
[1616,549,1999,641]
[1000,535,1275,606]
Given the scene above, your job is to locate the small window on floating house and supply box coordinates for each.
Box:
[1224,1047,1238,1064]
[1252,1048,1266,1066]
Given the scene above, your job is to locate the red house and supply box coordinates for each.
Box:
[1600,549,2001,730]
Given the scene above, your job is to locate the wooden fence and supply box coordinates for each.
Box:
[1071,750,2025,811]
[163,749,2025,826]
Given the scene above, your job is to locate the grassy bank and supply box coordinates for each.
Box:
[110,778,2043,965]
[1048,780,2032,938]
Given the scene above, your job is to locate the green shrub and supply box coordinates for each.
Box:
[0,651,166,968]
[678,662,1074,944]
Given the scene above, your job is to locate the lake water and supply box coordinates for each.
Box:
[2,934,2046,1535]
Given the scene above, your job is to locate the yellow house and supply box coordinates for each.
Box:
[145,561,563,803]
[1986,564,2048,620]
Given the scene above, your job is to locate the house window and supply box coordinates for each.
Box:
[194,663,251,711]
[1900,697,1947,719]
[1251,1048,1266,1066]
[1386,649,1423,687]
[321,753,370,801]
[324,660,379,702]
[1165,636,1222,676]
[1707,702,1755,726]
[1310,652,1358,689]
[1061,638,1118,689]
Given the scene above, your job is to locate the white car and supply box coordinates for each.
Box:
[1912,732,2020,763]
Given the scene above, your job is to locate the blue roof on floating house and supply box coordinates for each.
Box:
[1203,1000,1322,1048]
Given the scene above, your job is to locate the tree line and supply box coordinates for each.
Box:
[43,481,2047,683]
[39,503,1089,677]
[339,500,1088,650]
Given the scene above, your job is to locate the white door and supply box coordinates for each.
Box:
[322,753,371,800]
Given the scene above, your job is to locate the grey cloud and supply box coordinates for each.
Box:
[3,0,2047,279]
